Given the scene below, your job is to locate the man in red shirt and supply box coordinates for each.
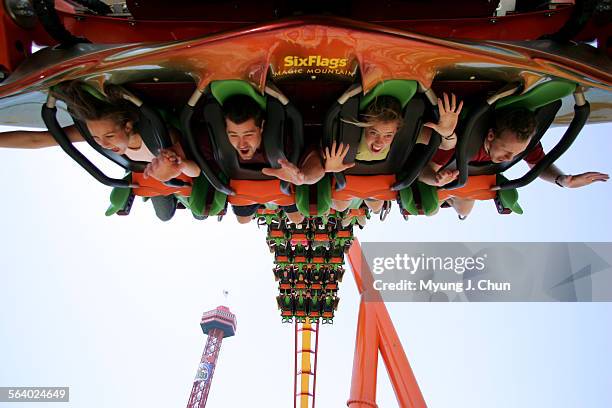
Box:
[419,108,609,218]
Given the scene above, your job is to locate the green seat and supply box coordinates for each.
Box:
[177,173,227,217]
[106,173,134,216]
[399,177,523,216]
[359,79,418,111]
[296,176,333,217]
[496,79,576,111]
[210,80,267,109]
[496,174,523,214]
[398,182,438,216]
[418,182,439,216]
[398,185,418,216]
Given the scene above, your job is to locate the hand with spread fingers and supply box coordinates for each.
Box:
[558,172,609,188]
[435,169,459,186]
[262,158,306,185]
[323,141,355,173]
[423,92,464,143]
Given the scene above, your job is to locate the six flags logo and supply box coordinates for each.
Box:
[283,55,349,70]
[273,55,355,77]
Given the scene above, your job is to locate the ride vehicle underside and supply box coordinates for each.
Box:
[1,1,611,407]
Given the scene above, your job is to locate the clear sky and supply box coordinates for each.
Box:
[0,122,611,408]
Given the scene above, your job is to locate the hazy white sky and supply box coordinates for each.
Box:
[0,122,611,408]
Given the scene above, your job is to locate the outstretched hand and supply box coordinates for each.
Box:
[143,149,182,181]
[424,92,463,139]
[560,172,609,188]
[323,141,355,173]
[262,159,305,185]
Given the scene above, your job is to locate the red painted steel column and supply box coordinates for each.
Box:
[347,299,379,408]
[375,302,427,408]
[347,239,427,408]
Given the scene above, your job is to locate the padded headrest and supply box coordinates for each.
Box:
[496,79,576,111]
[80,82,107,101]
[359,80,418,111]
[211,80,267,109]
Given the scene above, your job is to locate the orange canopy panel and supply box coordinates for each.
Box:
[438,174,497,201]
[131,173,192,197]
[3,17,610,108]
[332,175,398,201]
[228,179,295,206]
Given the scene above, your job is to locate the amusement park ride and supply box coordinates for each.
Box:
[0,1,611,407]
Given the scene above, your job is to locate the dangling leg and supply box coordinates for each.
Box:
[447,197,475,219]
[232,204,260,224]
[332,199,351,212]
[280,204,305,225]
[150,195,177,222]
[286,210,305,225]
[364,198,384,214]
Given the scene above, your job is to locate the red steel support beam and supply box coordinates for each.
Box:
[347,239,427,408]
[347,299,379,408]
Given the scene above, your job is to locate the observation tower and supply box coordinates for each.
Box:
[186,306,237,408]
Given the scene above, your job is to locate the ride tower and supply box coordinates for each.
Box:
[186,306,237,408]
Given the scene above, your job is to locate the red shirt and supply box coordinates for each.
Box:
[431,142,546,166]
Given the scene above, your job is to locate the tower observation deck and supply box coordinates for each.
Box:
[186,306,237,408]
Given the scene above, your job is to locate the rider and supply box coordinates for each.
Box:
[420,107,609,218]
[0,81,201,220]
[217,94,324,225]
[322,92,463,226]
[0,81,200,180]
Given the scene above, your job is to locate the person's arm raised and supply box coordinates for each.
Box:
[531,162,609,188]
[0,125,83,149]
[262,159,306,185]
[418,92,463,145]
[323,141,355,173]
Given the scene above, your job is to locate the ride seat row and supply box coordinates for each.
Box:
[41,77,589,220]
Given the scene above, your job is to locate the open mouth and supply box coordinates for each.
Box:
[239,148,250,155]
[371,146,382,153]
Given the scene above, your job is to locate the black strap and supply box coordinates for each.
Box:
[42,104,135,188]
[497,102,590,190]
[442,102,490,190]
[180,104,235,195]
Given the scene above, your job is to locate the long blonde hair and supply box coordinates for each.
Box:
[341,95,404,129]
[50,80,139,128]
